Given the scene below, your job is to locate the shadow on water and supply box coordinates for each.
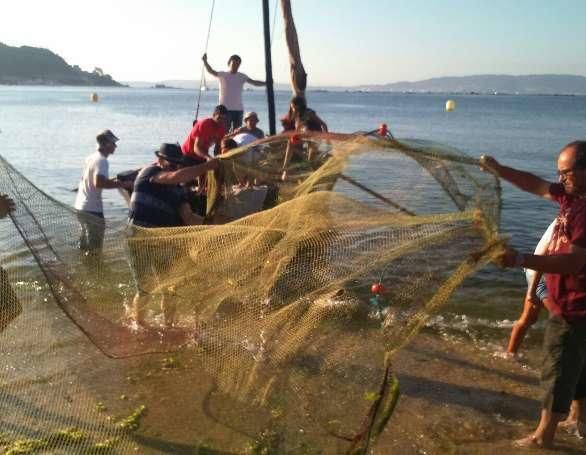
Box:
[405,344,539,386]
[397,373,538,422]
[131,434,236,455]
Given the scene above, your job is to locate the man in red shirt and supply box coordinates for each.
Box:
[181,105,228,163]
[481,141,586,449]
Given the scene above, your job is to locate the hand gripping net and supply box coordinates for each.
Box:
[0,132,502,453]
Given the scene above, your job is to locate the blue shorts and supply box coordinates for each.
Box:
[525,269,548,302]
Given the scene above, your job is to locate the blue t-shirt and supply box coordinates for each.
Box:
[129,165,188,227]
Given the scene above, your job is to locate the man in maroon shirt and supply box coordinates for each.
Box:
[481,140,586,448]
[181,105,228,163]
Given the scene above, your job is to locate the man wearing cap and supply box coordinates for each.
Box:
[181,105,228,164]
[127,143,218,327]
[74,129,130,252]
[233,111,265,140]
[202,54,266,131]
[129,143,218,228]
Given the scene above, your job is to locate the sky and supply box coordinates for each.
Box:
[2,0,586,86]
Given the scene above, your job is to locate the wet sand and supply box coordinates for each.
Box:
[380,332,586,454]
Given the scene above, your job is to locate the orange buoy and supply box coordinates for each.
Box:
[90,93,98,103]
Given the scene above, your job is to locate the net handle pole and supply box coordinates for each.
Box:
[263,0,277,135]
[195,0,216,120]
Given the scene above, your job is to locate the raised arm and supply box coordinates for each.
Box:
[480,155,552,199]
[246,76,266,87]
[151,160,219,185]
[202,53,218,77]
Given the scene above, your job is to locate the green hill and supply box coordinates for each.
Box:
[0,42,123,86]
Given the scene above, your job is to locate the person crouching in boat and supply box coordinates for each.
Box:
[232,111,265,139]
[127,143,218,327]
[280,96,328,181]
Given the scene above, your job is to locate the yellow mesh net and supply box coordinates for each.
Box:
[0,132,502,453]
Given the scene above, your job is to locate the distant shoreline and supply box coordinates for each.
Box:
[1,84,584,97]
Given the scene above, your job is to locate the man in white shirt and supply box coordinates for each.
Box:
[74,129,129,252]
[202,54,265,132]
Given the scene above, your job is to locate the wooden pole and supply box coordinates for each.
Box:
[262,0,276,135]
[280,0,307,98]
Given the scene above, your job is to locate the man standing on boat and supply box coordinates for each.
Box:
[181,105,229,163]
[481,140,586,449]
[74,129,131,253]
[202,53,266,131]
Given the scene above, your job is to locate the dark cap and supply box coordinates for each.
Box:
[154,143,188,165]
[213,104,228,116]
[96,129,119,144]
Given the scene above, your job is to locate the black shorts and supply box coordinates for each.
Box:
[541,316,586,413]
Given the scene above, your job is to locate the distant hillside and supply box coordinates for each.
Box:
[0,42,123,86]
[356,74,586,95]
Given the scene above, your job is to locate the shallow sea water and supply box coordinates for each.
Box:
[1,86,586,452]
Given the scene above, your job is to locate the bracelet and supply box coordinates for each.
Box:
[514,252,526,268]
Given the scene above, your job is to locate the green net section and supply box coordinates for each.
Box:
[0,133,502,453]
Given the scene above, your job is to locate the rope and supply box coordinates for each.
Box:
[270,0,278,48]
[195,0,216,120]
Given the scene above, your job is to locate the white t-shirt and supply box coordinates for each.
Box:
[217,71,248,111]
[233,133,260,164]
[233,133,257,147]
[525,219,556,284]
[74,151,109,213]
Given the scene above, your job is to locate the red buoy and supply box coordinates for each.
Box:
[371,282,385,294]
[378,123,388,137]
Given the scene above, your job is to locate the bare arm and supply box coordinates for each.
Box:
[246,77,266,87]
[502,244,586,275]
[178,202,204,225]
[151,160,219,185]
[202,54,218,77]
[95,174,130,189]
[193,137,214,161]
[480,156,552,200]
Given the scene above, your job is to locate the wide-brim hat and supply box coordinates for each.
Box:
[154,143,189,165]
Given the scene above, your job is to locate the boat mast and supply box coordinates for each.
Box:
[262,0,276,135]
[280,0,306,99]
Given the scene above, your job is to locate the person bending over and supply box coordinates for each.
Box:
[128,143,218,327]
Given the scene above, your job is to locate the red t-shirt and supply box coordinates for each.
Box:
[181,118,226,159]
[545,183,586,323]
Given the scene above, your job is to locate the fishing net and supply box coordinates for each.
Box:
[0,132,503,454]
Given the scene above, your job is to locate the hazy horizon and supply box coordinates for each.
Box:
[3,0,586,86]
